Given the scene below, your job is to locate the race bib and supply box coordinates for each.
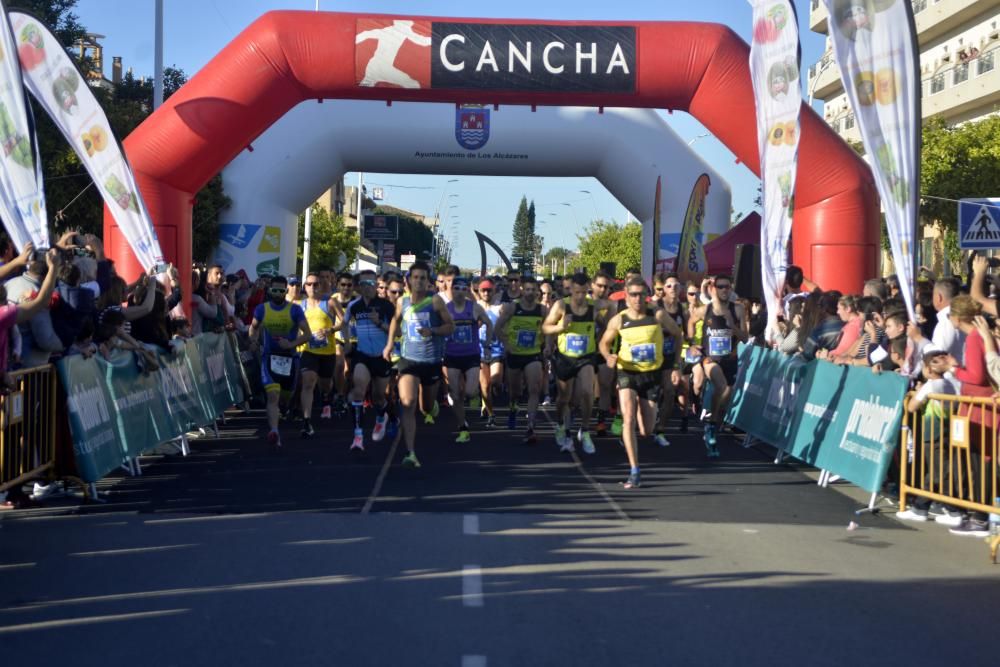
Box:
[308,332,328,349]
[516,330,537,349]
[662,337,675,357]
[565,333,588,355]
[629,343,656,363]
[452,324,474,344]
[685,347,702,364]
[708,335,733,357]
[406,312,430,341]
[269,355,293,377]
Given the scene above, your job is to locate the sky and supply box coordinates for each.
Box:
[73,0,827,269]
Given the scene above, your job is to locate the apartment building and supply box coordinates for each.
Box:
[808,0,1000,142]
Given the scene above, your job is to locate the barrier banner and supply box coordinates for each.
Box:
[0,0,47,251]
[727,344,908,493]
[820,0,920,321]
[749,0,801,330]
[58,333,244,483]
[9,11,165,271]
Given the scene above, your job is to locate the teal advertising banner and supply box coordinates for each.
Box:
[726,344,908,494]
[58,333,245,483]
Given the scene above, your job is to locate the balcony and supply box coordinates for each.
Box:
[809,0,829,34]
[807,51,843,100]
[913,0,1000,44]
[922,46,1000,120]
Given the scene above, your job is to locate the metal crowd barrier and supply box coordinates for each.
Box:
[899,392,999,521]
[0,364,57,493]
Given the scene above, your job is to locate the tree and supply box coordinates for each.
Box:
[296,204,357,272]
[511,195,536,273]
[575,220,642,278]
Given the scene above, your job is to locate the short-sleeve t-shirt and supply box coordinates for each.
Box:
[0,304,18,374]
[346,296,395,357]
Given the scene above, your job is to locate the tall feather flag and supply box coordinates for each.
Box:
[749,0,802,335]
[10,11,165,271]
[0,0,47,251]
[676,174,710,285]
[821,0,919,321]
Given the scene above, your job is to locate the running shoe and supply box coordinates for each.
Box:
[895,508,929,522]
[654,432,670,447]
[301,420,315,439]
[321,405,332,420]
[485,415,497,429]
[469,396,481,410]
[621,472,641,489]
[594,420,608,436]
[610,415,623,436]
[266,429,281,448]
[541,395,553,406]
[554,424,568,448]
[455,429,471,444]
[424,411,436,425]
[507,410,517,430]
[372,415,387,442]
[446,393,454,407]
[402,451,421,468]
[386,417,400,440]
[934,512,964,527]
[579,431,596,455]
[431,400,440,418]
[351,429,364,451]
[949,518,989,537]
[704,424,720,458]
[522,428,537,445]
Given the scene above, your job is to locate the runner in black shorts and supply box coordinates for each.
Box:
[443,277,494,443]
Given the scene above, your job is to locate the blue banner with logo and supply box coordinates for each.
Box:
[726,343,907,493]
[57,333,245,483]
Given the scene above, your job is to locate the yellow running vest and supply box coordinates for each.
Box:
[507,301,543,355]
[298,300,337,355]
[617,309,664,373]
[556,299,596,358]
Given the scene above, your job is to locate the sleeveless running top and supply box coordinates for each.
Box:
[556,299,596,358]
[661,304,685,360]
[400,295,445,363]
[617,308,664,373]
[480,303,504,358]
[702,302,738,361]
[507,301,543,356]
[255,301,305,357]
[297,298,336,355]
[446,299,480,357]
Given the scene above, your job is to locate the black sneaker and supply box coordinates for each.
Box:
[949,518,989,537]
[621,472,641,489]
[522,428,537,445]
[301,420,315,439]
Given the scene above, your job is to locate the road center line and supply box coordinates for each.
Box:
[361,430,401,515]
[540,407,629,521]
[462,656,487,667]
[462,565,484,607]
[463,513,480,535]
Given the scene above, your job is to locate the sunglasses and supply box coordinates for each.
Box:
[508,278,520,283]
[387,289,402,295]
[359,280,376,287]
[481,289,493,294]
[654,287,665,292]
[715,284,732,290]
[627,292,645,298]
[665,284,680,289]
[453,286,469,292]
[687,292,699,296]
[339,282,353,287]
[269,287,287,295]
[304,282,318,287]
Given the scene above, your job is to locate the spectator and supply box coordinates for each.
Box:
[286,275,301,303]
[5,246,65,366]
[52,261,98,349]
[931,277,965,364]
[191,266,227,334]
[800,291,844,361]
[66,319,98,359]
[828,295,862,360]
[776,297,807,355]
[0,250,62,375]
[863,278,888,301]
[915,286,936,340]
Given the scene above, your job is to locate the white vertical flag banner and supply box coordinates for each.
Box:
[0,1,47,251]
[10,11,164,271]
[749,0,801,333]
[822,0,919,321]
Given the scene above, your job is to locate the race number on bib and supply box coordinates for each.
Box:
[269,355,293,377]
[517,330,537,349]
[708,335,732,357]
[565,333,588,355]
[452,324,474,344]
[406,313,431,341]
[308,332,328,349]
[662,337,675,357]
[629,343,656,363]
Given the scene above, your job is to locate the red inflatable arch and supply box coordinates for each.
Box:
[106,11,878,300]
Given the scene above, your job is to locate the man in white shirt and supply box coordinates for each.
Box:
[931,278,965,364]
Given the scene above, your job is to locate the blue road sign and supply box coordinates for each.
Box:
[959,198,1000,250]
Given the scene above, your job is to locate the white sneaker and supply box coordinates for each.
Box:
[350,429,364,451]
[895,508,929,522]
[372,416,387,442]
[654,433,670,447]
[934,512,963,527]
[579,431,596,455]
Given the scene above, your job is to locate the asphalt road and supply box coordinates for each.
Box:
[1,404,997,666]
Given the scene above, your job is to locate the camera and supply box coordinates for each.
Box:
[989,257,1000,269]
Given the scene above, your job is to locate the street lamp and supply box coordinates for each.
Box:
[687,132,709,146]
[579,189,599,221]
[560,202,579,228]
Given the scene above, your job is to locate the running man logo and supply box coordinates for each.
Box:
[355,19,433,89]
[963,206,1000,244]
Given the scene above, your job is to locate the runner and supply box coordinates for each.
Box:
[495,276,547,444]
[248,275,311,448]
[590,270,616,435]
[445,277,493,443]
[383,275,406,440]
[477,278,504,429]
[653,272,689,440]
[297,271,343,436]
[698,274,747,457]
[383,262,455,467]
[331,271,356,416]
[541,273,602,454]
[342,270,396,451]
[599,277,684,489]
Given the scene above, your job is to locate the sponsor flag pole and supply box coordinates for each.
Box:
[821,0,920,322]
[651,175,661,275]
[10,11,165,272]
[676,174,710,285]
[748,0,802,338]
[0,0,47,251]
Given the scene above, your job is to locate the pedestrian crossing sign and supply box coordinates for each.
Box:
[959,198,1000,250]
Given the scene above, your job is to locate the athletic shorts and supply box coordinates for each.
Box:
[553,353,597,382]
[300,352,335,379]
[616,369,663,402]
[352,352,393,379]
[506,353,542,371]
[396,359,442,386]
[261,354,299,392]
[708,357,739,386]
[444,354,481,373]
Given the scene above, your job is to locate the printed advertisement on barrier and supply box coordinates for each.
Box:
[726,344,907,494]
[59,354,121,484]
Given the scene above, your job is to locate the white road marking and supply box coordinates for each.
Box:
[462,656,487,667]
[463,513,479,535]
[462,565,484,607]
[70,544,197,557]
[361,428,401,514]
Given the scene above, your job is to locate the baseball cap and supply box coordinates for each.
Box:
[479,279,495,289]
[922,344,948,364]
[287,276,300,285]
[452,277,470,289]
